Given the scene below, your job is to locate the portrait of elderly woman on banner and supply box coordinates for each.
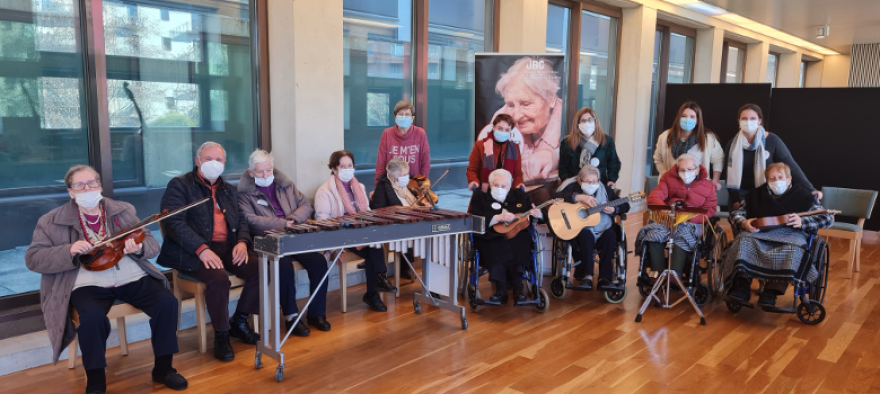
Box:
[475,54,565,191]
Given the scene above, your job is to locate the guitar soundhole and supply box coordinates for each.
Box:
[578,208,588,219]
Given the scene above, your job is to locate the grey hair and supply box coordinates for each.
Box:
[676,153,698,168]
[248,149,274,171]
[496,56,561,106]
[196,141,226,160]
[577,165,601,181]
[488,169,513,187]
[64,165,100,188]
[386,158,410,177]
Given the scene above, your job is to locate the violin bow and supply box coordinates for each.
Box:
[418,168,450,209]
[90,197,211,249]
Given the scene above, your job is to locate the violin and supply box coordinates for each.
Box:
[407,168,449,209]
[751,209,840,232]
[78,198,210,271]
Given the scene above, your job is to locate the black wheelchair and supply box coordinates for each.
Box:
[722,232,830,325]
[549,220,629,304]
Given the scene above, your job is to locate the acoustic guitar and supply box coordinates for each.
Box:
[492,198,562,239]
[547,191,646,240]
[752,209,840,231]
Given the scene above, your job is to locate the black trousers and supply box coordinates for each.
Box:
[349,247,387,293]
[70,276,179,371]
[187,241,259,332]
[573,229,616,281]
[279,252,329,317]
[488,261,523,293]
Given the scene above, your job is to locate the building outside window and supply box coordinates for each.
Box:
[767,52,779,87]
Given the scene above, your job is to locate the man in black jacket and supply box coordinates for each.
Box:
[157,142,259,362]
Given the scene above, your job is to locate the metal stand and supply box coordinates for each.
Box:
[635,204,706,325]
[403,235,468,330]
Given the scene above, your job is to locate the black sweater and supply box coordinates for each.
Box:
[725,132,814,193]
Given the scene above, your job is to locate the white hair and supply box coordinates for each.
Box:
[196,141,226,160]
[248,149,274,171]
[577,165,601,181]
[385,158,409,177]
[676,153,698,168]
[488,169,512,188]
[496,56,561,105]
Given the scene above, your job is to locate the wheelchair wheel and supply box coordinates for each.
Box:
[466,284,481,313]
[535,288,549,313]
[810,242,830,303]
[726,301,742,313]
[692,283,710,306]
[638,283,652,298]
[797,301,826,325]
[709,231,728,296]
[550,277,566,299]
[604,287,626,304]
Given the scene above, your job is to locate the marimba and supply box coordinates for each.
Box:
[252,207,484,382]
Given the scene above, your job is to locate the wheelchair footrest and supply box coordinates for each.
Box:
[761,306,795,314]
[475,298,501,306]
[598,283,625,292]
[514,299,540,307]
[722,295,754,309]
[566,283,592,291]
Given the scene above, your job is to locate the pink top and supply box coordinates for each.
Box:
[374,125,431,185]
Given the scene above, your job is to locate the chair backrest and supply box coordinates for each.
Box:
[646,176,659,195]
[715,180,729,207]
[821,187,878,220]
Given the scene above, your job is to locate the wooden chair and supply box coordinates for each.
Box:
[172,269,253,353]
[337,251,366,313]
[68,300,140,369]
[818,187,878,278]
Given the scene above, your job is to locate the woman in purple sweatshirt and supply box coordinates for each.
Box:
[374,100,431,185]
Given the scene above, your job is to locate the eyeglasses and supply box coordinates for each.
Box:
[579,118,595,124]
[70,180,100,191]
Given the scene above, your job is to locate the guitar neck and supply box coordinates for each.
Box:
[515,199,556,219]
[587,196,629,215]
[796,209,835,217]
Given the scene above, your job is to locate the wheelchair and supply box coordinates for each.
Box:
[722,233,830,325]
[635,220,727,307]
[549,220,629,304]
[463,220,550,314]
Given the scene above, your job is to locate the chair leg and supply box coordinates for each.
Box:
[117,317,128,356]
[394,253,400,298]
[195,287,207,353]
[68,334,78,369]
[340,264,348,313]
[855,236,861,273]
[847,238,856,279]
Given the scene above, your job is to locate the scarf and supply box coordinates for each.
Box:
[588,184,613,237]
[745,183,815,219]
[480,133,520,184]
[334,174,369,215]
[578,137,599,168]
[671,132,697,159]
[389,173,418,206]
[727,126,767,189]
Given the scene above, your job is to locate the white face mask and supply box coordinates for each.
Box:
[740,119,759,134]
[770,180,789,195]
[581,183,600,195]
[337,168,355,182]
[75,189,103,209]
[491,187,509,202]
[578,122,595,137]
[679,171,697,185]
[254,174,274,188]
[397,175,410,188]
[199,160,225,180]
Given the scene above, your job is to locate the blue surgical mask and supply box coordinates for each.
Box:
[494,131,510,143]
[679,117,696,132]
[395,115,412,129]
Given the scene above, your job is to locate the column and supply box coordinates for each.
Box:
[498,0,548,53]
[744,42,769,83]
[776,52,803,88]
[613,5,657,198]
[693,27,724,83]
[819,55,851,87]
[267,0,344,194]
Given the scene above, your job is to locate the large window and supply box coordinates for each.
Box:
[767,52,779,87]
[799,61,806,87]
[722,41,745,83]
[546,3,571,122]
[0,0,260,300]
[646,24,695,175]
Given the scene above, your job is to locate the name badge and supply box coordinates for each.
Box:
[590,157,600,166]
[491,202,502,210]
[257,199,269,206]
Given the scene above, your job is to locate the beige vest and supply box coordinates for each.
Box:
[72,255,148,290]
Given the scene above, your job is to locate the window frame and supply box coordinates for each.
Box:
[767,51,780,87]
[720,39,747,83]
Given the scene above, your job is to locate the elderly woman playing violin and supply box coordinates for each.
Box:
[25,165,186,393]
[722,162,833,309]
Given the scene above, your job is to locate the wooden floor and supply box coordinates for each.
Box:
[4,225,879,394]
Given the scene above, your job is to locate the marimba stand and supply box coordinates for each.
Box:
[635,203,707,326]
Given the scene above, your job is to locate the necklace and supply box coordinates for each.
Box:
[84,212,101,225]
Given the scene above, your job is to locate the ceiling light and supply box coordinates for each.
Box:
[817,24,830,39]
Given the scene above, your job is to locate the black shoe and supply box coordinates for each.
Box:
[512,289,527,305]
[85,368,106,394]
[375,275,398,293]
[757,291,778,308]
[228,314,260,345]
[285,318,310,337]
[728,278,752,303]
[307,315,332,331]
[152,368,188,391]
[399,268,412,280]
[356,261,366,269]
[362,292,388,312]
[488,289,508,305]
[213,330,235,362]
